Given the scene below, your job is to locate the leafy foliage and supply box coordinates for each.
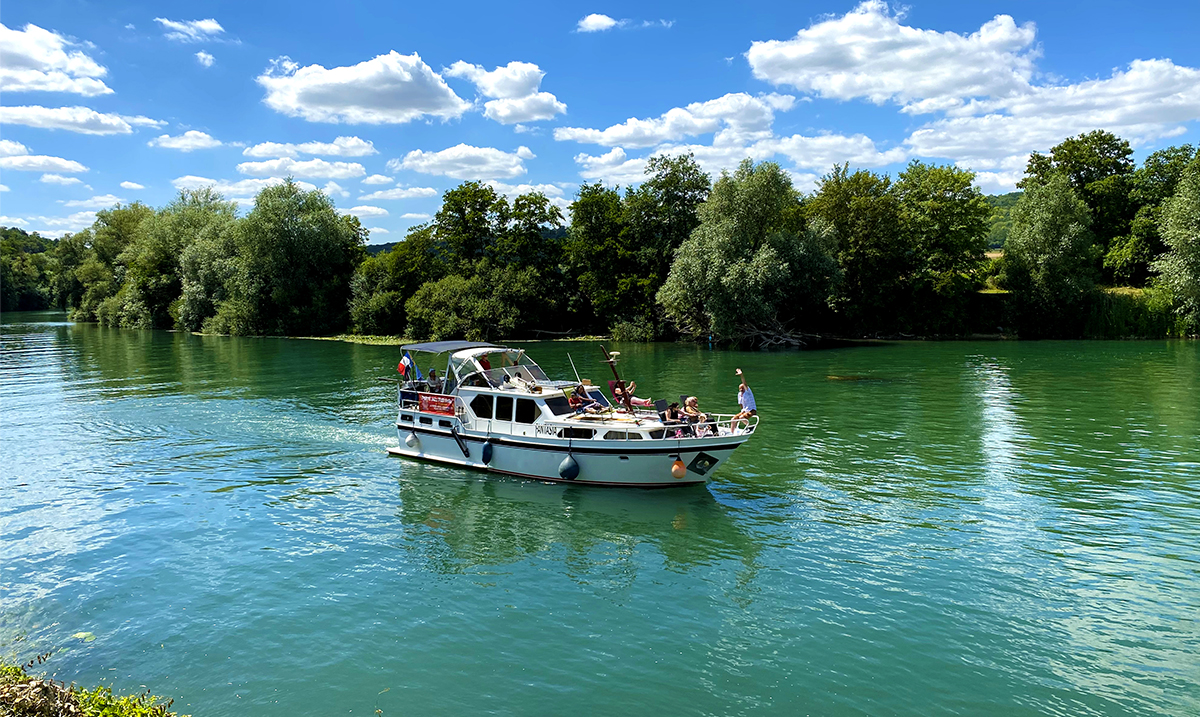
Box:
[1151,156,1200,331]
[999,173,1099,336]
[658,160,838,340]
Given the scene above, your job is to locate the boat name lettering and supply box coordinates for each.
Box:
[535,424,560,436]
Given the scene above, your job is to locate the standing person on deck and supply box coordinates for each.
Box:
[733,368,756,421]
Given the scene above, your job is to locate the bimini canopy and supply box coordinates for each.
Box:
[400,341,500,354]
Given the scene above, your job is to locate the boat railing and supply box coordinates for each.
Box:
[575,411,758,440]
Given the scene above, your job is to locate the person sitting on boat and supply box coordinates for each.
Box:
[427,369,445,394]
[683,396,712,436]
[568,385,603,414]
[613,381,653,408]
[664,401,691,438]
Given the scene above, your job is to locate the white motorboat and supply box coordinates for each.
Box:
[386,341,758,487]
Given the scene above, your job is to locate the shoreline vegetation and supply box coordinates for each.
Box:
[1,659,184,717]
[3,130,1198,344]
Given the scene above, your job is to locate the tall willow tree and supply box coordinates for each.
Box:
[207,180,366,335]
[1000,173,1098,337]
[657,159,838,341]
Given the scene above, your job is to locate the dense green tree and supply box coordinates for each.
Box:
[97,188,241,329]
[564,182,642,326]
[70,203,155,323]
[1021,130,1136,279]
[807,164,908,332]
[348,224,441,334]
[405,262,540,342]
[1105,144,1197,285]
[658,160,838,340]
[985,192,1021,248]
[894,161,991,332]
[1151,157,1200,330]
[1,228,57,311]
[564,154,710,334]
[1000,173,1098,336]
[206,180,365,335]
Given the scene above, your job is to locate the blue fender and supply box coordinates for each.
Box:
[558,453,580,480]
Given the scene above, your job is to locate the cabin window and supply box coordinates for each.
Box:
[495,396,514,421]
[400,414,413,423]
[603,430,642,440]
[438,419,453,428]
[515,399,540,424]
[648,429,665,439]
[419,416,432,426]
[470,395,493,419]
[587,390,611,407]
[542,396,572,416]
[562,427,595,439]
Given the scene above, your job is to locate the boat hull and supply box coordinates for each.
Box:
[388,425,747,487]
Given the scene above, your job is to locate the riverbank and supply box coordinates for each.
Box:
[1,661,183,716]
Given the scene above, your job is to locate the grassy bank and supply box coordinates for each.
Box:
[1,660,184,716]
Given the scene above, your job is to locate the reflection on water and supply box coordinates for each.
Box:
[395,471,760,583]
[2,313,1198,717]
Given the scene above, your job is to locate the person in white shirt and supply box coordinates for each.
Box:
[733,368,756,421]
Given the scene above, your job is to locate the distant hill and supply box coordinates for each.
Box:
[365,242,398,256]
[985,192,1022,249]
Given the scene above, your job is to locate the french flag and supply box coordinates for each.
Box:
[398,352,422,380]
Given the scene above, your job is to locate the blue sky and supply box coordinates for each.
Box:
[2,0,1198,243]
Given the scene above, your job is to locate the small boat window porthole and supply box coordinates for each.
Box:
[438,419,453,428]
[562,427,595,439]
[419,416,433,426]
[648,429,664,439]
[619,456,630,461]
[401,415,414,422]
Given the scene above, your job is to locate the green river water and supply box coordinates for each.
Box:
[1,311,1198,716]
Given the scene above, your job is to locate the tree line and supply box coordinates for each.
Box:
[3,130,1198,341]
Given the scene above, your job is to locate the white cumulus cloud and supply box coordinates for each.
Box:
[120,181,145,190]
[445,60,567,124]
[148,130,223,151]
[0,185,8,192]
[577,14,621,32]
[0,154,87,173]
[358,186,439,201]
[747,1,1038,113]
[400,213,431,220]
[242,136,377,158]
[195,51,215,67]
[0,105,165,135]
[361,174,393,185]
[236,157,366,180]
[0,23,112,96]
[257,52,471,124]
[322,181,350,197]
[154,18,225,43]
[366,227,389,235]
[39,173,88,187]
[0,139,29,156]
[341,205,389,218]
[61,194,123,209]
[393,144,533,179]
[572,147,648,184]
[555,92,795,148]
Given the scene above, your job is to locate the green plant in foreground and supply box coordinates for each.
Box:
[1,659,184,717]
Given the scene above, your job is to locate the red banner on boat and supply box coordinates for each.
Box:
[419,393,456,416]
